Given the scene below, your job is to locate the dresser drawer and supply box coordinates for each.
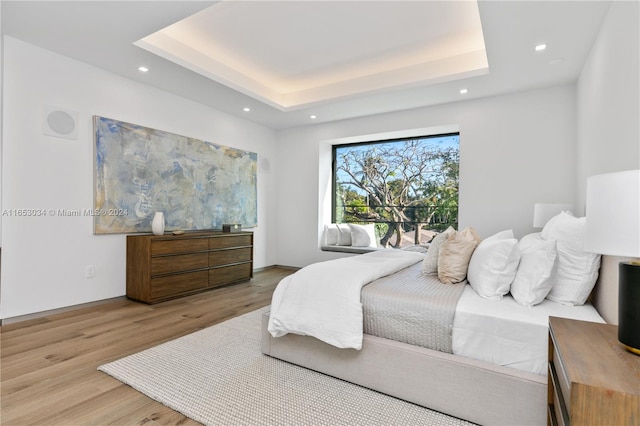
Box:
[151,252,209,276]
[209,247,252,267]
[548,363,569,426]
[551,336,571,407]
[152,238,208,255]
[209,263,252,288]
[209,234,252,250]
[150,270,209,300]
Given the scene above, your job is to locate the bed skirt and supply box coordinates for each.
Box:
[261,311,546,426]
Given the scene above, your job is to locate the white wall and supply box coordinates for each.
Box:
[0,37,278,320]
[576,1,640,213]
[275,85,577,268]
[0,6,4,246]
[575,1,640,324]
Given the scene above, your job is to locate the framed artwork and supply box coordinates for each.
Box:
[93,116,257,234]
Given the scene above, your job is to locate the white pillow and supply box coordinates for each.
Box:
[467,230,520,300]
[336,223,352,246]
[324,224,339,245]
[438,227,482,284]
[421,226,455,274]
[541,211,601,305]
[349,223,377,248]
[541,210,578,242]
[510,233,558,306]
[489,229,518,240]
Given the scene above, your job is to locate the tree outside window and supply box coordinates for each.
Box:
[333,134,459,248]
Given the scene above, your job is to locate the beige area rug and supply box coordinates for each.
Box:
[98,307,474,426]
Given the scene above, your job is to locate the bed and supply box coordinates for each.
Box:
[261,224,614,426]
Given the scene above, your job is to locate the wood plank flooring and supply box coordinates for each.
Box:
[1,267,294,426]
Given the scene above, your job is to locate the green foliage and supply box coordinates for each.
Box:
[334,136,459,245]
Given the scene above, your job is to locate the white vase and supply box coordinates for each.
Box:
[151,212,165,235]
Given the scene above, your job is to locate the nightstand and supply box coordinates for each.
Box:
[548,316,640,426]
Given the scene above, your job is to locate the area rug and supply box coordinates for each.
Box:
[98,307,473,426]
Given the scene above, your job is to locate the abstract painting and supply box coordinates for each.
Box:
[93,116,257,234]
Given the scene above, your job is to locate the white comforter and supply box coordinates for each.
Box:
[267,250,425,349]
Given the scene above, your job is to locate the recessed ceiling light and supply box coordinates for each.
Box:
[535,44,547,52]
[138,66,149,73]
[243,107,251,112]
[549,58,566,65]
[459,88,468,94]
[310,115,317,119]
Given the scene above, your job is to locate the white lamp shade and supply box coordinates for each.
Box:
[585,170,640,258]
[533,203,573,228]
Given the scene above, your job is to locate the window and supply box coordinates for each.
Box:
[332,133,459,248]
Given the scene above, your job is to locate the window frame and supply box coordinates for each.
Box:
[331,132,460,245]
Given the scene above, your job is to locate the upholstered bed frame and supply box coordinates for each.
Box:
[261,256,619,426]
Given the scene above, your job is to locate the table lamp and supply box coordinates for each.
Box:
[585,169,640,355]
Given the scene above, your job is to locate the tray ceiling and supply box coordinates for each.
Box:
[135,1,488,110]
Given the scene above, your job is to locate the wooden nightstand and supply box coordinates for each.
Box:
[548,317,640,426]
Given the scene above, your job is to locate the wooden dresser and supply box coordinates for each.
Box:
[548,316,640,426]
[126,231,253,303]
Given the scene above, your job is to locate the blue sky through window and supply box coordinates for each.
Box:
[334,134,459,195]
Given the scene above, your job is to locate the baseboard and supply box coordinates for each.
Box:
[0,296,127,326]
[253,264,300,272]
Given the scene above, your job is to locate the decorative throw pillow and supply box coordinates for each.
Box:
[510,233,558,306]
[349,223,378,248]
[336,223,352,246]
[324,224,339,245]
[467,230,520,300]
[541,212,601,305]
[421,226,455,274]
[437,227,481,284]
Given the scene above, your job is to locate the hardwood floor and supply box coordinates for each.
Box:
[1,267,294,426]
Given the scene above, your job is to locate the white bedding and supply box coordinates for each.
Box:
[452,285,605,375]
[268,249,606,375]
[268,250,424,349]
